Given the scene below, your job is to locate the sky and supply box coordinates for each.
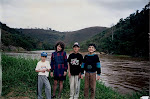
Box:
[0,0,149,32]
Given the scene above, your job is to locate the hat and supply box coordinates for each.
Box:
[73,42,80,47]
[41,52,47,57]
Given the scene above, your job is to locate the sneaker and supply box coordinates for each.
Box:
[51,95,56,98]
[69,97,73,99]
[58,95,61,99]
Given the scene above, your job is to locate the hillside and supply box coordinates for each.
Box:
[17,28,65,45]
[64,26,107,46]
[81,4,149,58]
[17,26,107,47]
[0,22,53,51]
[1,21,107,51]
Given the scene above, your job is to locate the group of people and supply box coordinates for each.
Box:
[35,41,101,99]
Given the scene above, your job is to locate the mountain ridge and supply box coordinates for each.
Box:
[17,26,107,47]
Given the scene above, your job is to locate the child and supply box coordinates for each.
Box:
[35,52,51,99]
[50,41,68,98]
[81,44,101,99]
[68,42,83,99]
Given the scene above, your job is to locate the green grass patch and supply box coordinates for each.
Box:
[2,54,148,98]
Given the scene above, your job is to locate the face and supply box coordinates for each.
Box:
[57,45,62,52]
[73,46,80,53]
[88,46,96,53]
[41,56,46,62]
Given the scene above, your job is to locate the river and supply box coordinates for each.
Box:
[4,50,150,94]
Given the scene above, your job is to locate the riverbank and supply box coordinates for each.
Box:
[1,54,148,99]
[3,48,149,61]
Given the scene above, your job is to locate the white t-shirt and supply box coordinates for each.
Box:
[35,60,51,77]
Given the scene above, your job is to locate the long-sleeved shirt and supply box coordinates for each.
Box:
[81,54,101,76]
[50,51,68,77]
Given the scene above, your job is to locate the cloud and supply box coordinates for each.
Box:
[0,0,149,31]
[87,0,149,10]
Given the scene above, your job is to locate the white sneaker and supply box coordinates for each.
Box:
[69,97,73,99]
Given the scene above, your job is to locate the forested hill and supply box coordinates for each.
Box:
[17,28,64,46]
[1,21,106,51]
[81,4,149,58]
[63,26,107,46]
[0,22,53,51]
[17,27,107,47]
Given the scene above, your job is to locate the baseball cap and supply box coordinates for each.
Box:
[41,52,47,57]
[73,42,80,47]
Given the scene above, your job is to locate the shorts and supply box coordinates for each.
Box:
[54,76,66,81]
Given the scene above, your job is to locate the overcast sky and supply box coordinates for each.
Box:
[0,0,149,32]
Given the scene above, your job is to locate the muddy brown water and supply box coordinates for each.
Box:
[4,50,150,94]
[99,55,150,94]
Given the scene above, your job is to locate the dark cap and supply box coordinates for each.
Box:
[73,42,80,47]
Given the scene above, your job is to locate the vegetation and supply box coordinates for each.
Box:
[1,22,53,51]
[17,28,65,47]
[2,54,148,98]
[63,27,107,46]
[1,21,106,51]
[81,4,149,58]
[17,27,106,48]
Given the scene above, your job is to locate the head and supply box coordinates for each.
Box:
[73,42,80,53]
[41,52,47,62]
[55,41,65,52]
[88,44,96,53]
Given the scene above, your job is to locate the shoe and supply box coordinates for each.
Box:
[69,97,73,99]
[58,95,61,99]
[51,95,56,98]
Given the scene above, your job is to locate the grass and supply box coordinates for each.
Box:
[1,54,149,98]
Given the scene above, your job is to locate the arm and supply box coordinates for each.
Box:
[46,69,50,72]
[80,62,85,79]
[63,52,68,76]
[96,62,101,80]
[68,63,71,77]
[67,54,71,77]
[50,53,54,72]
[50,53,54,77]
[47,61,51,72]
[35,63,46,73]
[96,55,101,80]
[81,55,86,79]
[36,69,46,73]
[81,63,85,75]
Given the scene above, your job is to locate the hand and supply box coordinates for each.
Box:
[45,68,48,71]
[68,72,71,78]
[78,73,81,78]
[97,75,100,80]
[41,69,46,73]
[64,71,67,76]
[81,75,84,79]
[50,72,53,77]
